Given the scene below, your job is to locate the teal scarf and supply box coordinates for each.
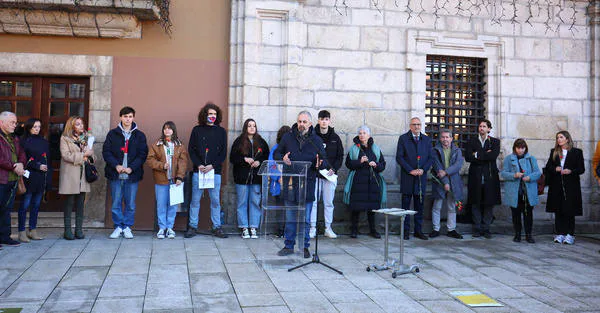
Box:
[343,143,387,208]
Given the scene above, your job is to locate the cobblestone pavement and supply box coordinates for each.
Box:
[0,229,599,313]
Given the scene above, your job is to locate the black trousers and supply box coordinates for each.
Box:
[350,210,376,232]
[511,196,533,235]
[555,211,575,235]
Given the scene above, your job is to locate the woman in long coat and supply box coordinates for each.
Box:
[544,130,584,245]
[18,118,52,242]
[59,116,94,240]
[343,125,386,239]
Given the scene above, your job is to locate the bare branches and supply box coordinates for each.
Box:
[329,0,586,34]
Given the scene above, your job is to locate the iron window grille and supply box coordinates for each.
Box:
[425,55,487,150]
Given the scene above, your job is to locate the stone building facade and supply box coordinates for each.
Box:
[228,0,600,228]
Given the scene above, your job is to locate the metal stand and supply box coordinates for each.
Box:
[367,208,419,278]
[288,178,343,275]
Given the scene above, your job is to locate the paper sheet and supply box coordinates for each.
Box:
[169,182,184,206]
[319,169,338,184]
[198,169,215,189]
[87,136,95,150]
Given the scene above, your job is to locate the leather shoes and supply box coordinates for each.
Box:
[403,233,410,240]
[303,248,311,259]
[414,232,429,240]
[429,230,440,238]
[472,232,482,238]
[369,231,381,239]
[446,230,463,239]
[483,232,492,239]
[525,234,535,243]
[513,233,521,242]
[277,247,294,256]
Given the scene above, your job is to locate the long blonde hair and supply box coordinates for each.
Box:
[62,116,84,137]
[552,130,574,161]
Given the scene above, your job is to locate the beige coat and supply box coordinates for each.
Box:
[59,135,94,194]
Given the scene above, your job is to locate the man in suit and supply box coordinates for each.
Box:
[464,119,501,238]
[396,117,432,240]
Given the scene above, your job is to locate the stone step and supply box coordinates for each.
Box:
[10,212,101,229]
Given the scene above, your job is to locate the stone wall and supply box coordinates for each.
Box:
[228,0,599,226]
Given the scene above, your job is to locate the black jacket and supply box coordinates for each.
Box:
[102,123,148,182]
[315,126,344,178]
[20,135,52,193]
[464,135,501,206]
[346,137,386,211]
[229,136,269,185]
[274,124,327,202]
[545,148,584,216]
[188,125,227,175]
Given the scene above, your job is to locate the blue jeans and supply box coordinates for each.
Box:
[18,190,43,231]
[155,184,178,229]
[189,173,222,229]
[0,181,17,241]
[110,180,139,229]
[402,194,424,234]
[235,184,261,228]
[284,202,312,249]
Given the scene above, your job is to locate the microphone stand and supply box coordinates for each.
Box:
[288,151,343,275]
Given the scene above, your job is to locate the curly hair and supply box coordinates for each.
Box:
[197,102,223,126]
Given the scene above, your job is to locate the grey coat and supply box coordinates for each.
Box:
[431,143,464,201]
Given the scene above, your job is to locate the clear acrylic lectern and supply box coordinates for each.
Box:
[253,160,311,269]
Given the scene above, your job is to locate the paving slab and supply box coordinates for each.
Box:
[0,230,598,313]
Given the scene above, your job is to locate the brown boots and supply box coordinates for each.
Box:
[18,231,30,243]
[28,229,43,240]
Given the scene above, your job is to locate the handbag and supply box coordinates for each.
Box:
[17,177,26,195]
[84,161,98,183]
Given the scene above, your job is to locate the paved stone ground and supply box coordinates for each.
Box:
[0,229,599,313]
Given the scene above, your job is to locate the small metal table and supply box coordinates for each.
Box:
[367,208,420,278]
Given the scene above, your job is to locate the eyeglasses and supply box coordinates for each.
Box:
[410,123,421,126]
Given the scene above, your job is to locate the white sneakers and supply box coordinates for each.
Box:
[554,234,575,245]
[250,228,258,239]
[167,228,176,239]
[563,234,575,245]
[553,234,564,243]
[324,228,337,239]
[123,227,134,239]
[309,227,337,238]
[110,227,123,239]
[241,228,250,239]
[110,226,133,239]
[157,228,175,239]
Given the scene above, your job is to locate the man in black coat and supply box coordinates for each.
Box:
[464,119,501,238]
[310,110,343,239]
[185,102,228,239]
[274,111,329,258]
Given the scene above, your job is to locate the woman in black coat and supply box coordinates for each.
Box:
[545,130,584,245]
[18,118,52,242]
[230,118,269,239]
[343,125,386,239]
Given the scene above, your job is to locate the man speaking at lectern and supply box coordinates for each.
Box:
[274,111,328,259]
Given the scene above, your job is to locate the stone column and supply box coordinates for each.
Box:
[589,0,600,220]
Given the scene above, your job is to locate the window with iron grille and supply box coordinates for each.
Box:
[425,55,486,150]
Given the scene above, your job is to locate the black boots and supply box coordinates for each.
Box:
[64,207,74,240]
[75,205,85,239]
